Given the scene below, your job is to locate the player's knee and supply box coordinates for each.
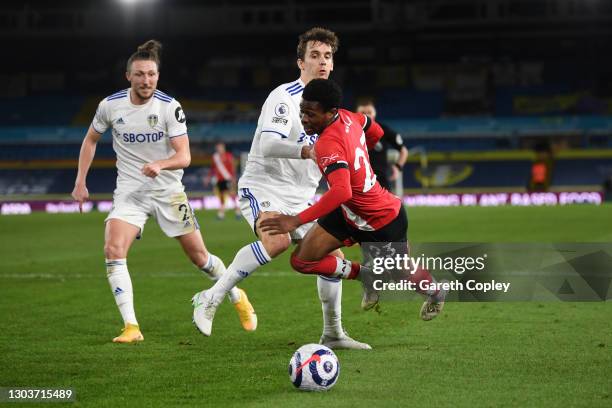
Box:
[330,248,345,260]
[104,242,128,259]
[290,252,317,274]
[259,230,290,258]
[262,235,290,258]
[256,212,291,257]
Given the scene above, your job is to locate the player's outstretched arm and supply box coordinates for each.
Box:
[259,134,314,160]
[72,126,102,213]
[142,134,191,178]
[259,168,352,235]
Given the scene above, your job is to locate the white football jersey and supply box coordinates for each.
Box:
[91,88,188,192]
[239,79,322,206]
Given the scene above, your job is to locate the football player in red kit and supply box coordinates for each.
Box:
[208,142,240,220]
[260,79,447,320]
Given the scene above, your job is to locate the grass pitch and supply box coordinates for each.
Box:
[1,205,611,407]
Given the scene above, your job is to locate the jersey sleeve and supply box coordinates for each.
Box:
[166,99,188,138]
[259,89,293,139]
[359,114,385,150]
[258,89,303,159]
[297,167,352,225]
[91,99,110,134]
[381,123,404,150]
[315,134,349,175]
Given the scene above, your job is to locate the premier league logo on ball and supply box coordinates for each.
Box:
[288,344,340,392]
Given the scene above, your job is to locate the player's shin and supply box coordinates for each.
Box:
[199,253,241,303]
[207,241,271,298]
[105,259,137,325]
[317,276,344,338]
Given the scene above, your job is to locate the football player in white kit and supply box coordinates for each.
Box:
[71,40,256,343]
[192,28,370,349]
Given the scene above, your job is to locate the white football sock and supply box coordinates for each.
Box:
[208,241,271,299]
[199,253,241,303]
[105,259,137,326]
[318,275,344,338]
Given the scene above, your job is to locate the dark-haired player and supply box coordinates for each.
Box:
[71,40,256,343]
[192,28,370,349]
[259,79,447,321]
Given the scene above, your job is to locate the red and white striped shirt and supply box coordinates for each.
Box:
[211,152,235,181]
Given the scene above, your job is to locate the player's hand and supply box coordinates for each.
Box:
[390,164,400,181]
[71,183,89,213]
[259,214,302,235]
[142,162,162,178]
[301,146,316,161]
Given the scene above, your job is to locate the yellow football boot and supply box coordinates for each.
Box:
[112,323,144,343]
[233,289,257,332]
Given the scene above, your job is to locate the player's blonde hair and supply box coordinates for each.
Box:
[297,27,339,61]
[126,39,162,72]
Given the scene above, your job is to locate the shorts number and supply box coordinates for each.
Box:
[178,204,190,221]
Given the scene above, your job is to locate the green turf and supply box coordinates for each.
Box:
[1,205,611,407]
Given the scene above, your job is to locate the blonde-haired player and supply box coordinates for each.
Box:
[72,40,256,343]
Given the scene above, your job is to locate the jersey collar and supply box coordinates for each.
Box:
[128,88,155,108]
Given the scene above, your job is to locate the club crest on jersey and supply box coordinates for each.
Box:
[147,114,158,128]
[275,103,289,117]
[344,114,352,133]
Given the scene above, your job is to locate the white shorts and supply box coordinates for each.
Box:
[238,186,315,241]
[105,189,199,238]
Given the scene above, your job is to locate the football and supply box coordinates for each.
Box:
[288,344,340,391]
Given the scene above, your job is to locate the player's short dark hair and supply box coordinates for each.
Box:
[302,79,343,112]
[356,97,376,107]
[127,39,162,72]
[297,27,339,60]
